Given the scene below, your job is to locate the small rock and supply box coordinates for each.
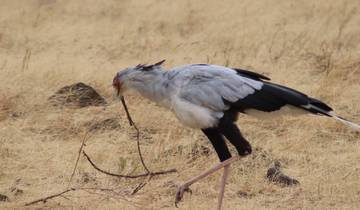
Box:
[266,161,299,186]
[49,82,107,108]
[0,194,9,202]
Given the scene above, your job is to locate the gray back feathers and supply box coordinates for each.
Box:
[170,65,263,111]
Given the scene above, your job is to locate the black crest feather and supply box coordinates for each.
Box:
[136,59,166,71]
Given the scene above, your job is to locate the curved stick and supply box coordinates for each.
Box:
[121,96,150,174]
[83,150,176,179]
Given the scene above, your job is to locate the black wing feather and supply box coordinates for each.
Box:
[226,81,333,116]
[232,68,271,81]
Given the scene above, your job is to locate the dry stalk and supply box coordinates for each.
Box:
[68,131,91,188]
[120,96,151,173]
[24,187,138,207]
[83,150,176,178]
[24,188,76,206]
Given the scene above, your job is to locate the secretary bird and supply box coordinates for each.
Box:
[112,60,359,210]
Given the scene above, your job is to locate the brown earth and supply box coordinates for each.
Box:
[1,0,360,209]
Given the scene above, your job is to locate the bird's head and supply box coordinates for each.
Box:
[112,60,166,97]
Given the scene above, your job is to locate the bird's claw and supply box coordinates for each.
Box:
[175,185,191,207]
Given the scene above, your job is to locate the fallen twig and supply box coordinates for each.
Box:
[120,96,150,173]
[68,131,90,188]
[78,187,137,206]
[25,187,140,207]
[24,188,76,206]
[130,182,147,195]
[83,150,177,179]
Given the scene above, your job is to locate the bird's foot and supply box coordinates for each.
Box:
[175,184,192,207]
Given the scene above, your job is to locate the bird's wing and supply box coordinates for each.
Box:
[175,65,264,111]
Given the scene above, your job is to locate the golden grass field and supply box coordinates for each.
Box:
[1,0,360,209]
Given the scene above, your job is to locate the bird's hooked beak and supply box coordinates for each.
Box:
[112,75,123,97]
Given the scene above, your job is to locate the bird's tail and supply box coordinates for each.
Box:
[239,82,360,130]
[329,113,360,130]
[231,81,359,129]
[301,99,360,130]
[267,84,360,130]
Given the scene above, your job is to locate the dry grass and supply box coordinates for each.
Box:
[1,0,360,209]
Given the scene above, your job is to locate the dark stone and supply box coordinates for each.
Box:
[0,194,9,202]
[266,161,299,186]
[49,82,107,108]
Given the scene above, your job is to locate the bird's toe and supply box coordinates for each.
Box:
[175,185,191,207]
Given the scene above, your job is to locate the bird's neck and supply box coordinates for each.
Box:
[128,69,173,108]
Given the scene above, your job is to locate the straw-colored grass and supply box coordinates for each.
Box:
[1,0,360,209]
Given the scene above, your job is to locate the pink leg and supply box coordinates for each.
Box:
[217,165,229,210]
[175,156,241,207]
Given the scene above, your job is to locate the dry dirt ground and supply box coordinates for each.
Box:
[1,0,360,209]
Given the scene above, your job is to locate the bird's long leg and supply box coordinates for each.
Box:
[175,125,249,207]
[217,165,230,210]
[175,156,239,207]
